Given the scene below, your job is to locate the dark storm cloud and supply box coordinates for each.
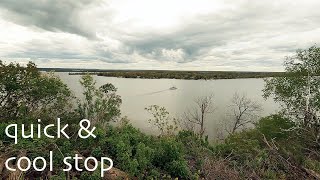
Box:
[0,0,102,38]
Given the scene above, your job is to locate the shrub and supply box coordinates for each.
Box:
[165,160,190,178]
[135,143,154,171]
[255,114,295,140]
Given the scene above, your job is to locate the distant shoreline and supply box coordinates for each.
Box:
[38,68,284,80]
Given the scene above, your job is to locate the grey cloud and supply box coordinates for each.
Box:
[1,0,320,70]
[0,0,103,38]
[119,0,320,67]
[4,38,134,64]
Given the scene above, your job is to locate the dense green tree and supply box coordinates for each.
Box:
[77,74,122,126]
[0,61,73,121]
[263,45,320,143]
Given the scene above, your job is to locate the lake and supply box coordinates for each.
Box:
[55,72,279,140]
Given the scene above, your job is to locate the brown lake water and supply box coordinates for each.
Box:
[55,72,279,140]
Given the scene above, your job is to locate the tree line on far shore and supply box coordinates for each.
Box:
[69,70,285,80]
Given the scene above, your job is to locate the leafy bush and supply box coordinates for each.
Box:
[255,114,295,140]
[77,74,122,126]
[80,171,101,180]
[145,105,179,136]
[0,61,74,121]
[165,160,190,178]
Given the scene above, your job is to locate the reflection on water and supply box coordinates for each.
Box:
[55,72,279,140]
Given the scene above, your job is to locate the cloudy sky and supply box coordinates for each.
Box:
[0,0,319,71]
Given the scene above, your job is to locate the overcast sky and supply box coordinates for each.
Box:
[0,0,319,71]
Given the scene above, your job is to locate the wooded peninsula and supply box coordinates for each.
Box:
[66,70,285,80]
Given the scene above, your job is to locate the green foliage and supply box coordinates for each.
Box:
[153,138,184,167]
[145,105,179,136]
[77,74,122,126]
[99,83,117,93]
[262,46,320,169]
[304,158,320,174]
[74,127,107,151]
[0,61,74,121]
[80,171,101,180]
[104,122,192,178]
[214,129,263,162]
[51,172,66,180]
[105,124,151,177]
[263,46,320,125]
[166,160,190,178]
[92,146,103,158]
[255,114,295,140]
[135,143,154,171]
[147,169,161,179]
[214,129,285,178]
[212,114,320,179]
[0,122,11,143]
[153,138,191,178]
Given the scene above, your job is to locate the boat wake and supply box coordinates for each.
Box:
[138,87,178,96]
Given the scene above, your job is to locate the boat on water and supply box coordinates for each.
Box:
[169,86,177,90]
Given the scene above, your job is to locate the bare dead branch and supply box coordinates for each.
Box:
[225,92,262,134]
[181,94,214,138]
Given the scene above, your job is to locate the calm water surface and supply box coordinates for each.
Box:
[55,72,279,139]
